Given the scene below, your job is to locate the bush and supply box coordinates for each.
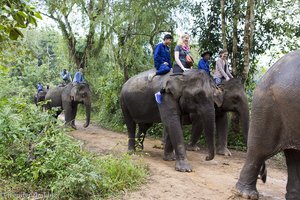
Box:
[88,68,125,131]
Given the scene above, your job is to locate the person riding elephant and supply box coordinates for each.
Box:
[214,49,233,85]
[61,69,72,85]
[121,69,223,172]
[235,50,300,200]
[45,83,91,129]
[186,79,249,156]
[148,34,173,81]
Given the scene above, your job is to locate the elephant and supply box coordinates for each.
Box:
[235,50,300,199]
[186,79,249,156]
[120,69,222,172]
[45,83,91,129]
[34,90,47,105]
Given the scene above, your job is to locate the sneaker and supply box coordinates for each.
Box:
[155,92,162,104]
[148,73,156,81]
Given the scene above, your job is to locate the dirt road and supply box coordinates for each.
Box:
[70,123,287,200]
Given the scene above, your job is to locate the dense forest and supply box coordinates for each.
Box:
[0,0,299,199]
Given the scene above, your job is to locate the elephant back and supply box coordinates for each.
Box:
[45,86,65,108]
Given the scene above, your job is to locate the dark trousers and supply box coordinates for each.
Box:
[156,64,171,75]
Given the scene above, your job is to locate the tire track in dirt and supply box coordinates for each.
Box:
[70,123,287,200]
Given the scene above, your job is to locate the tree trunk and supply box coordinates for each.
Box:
[220,0,227,49]
[231,0,240,76]
[242,0,255,81]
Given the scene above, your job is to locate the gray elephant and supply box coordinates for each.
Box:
[121,69,222,172]
[186,79,249,156]
[235,50,300,199]
[45,83,91,129]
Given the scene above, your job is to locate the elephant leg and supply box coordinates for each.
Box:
[63,103,75,128]
[285,149,300,200]
[216,113,231,156]
[70,105,77,128]
[136,123,152,151]
[236,124,281,198]
[164,114,192,172]
[236,97,284,199]
[158,96,192,172]
[235,149,269,199]
[187,115,203,151]
[122,105,136,152]
[163,127,175,161]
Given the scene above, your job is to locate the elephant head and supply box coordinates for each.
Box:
[70,83,91,128]
[164,70,216,161]
[34,90,47,105]
[215,79,249,141]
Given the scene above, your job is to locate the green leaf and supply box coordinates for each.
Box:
[34,12,42,20]
[17,11,27,19]
[9,28,23,40]
[28,16,37,26]
[13,13,25,26]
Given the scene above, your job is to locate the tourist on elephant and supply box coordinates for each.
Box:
[61,69,72,84]
[148,34,173,81]
[198,51,212,76]
[73,67,85,84]
[173,33,193,73]
[213,49,233,85]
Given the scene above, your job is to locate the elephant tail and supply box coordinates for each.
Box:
[258,162,267,183]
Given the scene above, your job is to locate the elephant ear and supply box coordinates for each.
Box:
[164,75,185,100]
[213,86,224,107]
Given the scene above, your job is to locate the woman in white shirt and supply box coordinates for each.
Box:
[213,49,233,85]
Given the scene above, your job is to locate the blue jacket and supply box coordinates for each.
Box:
[37,83,43,92]
[154,43,172,69]
[198,58,210,75]
[73,71,84,83]
[61,71,72,81]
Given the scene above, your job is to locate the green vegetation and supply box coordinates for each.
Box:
[0,66,147,198]
[1,0,300,197]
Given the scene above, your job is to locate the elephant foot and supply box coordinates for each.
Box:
[127,144,135,154]
[135,143,144,152]
[127,149,135,155]
[83,123,89,128]
[186,143,200,151]
[217,147,232,156]
[175,159,192,172]
[235,181,259,199]
[163,152,175,161]
[70,124,77,130]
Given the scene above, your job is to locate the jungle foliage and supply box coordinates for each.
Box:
[0,0,300,196]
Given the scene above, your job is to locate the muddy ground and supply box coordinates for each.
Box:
[70,122,287,200]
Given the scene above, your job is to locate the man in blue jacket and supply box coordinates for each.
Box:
[61,69,72,84]
[73,67,85,85]
[198,51,212,76]
[148,34,173,81]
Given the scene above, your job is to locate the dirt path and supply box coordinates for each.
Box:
[70,123,287,200]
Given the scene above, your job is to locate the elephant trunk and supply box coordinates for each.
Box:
[84,101,91,128]
[238,103,249,144]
